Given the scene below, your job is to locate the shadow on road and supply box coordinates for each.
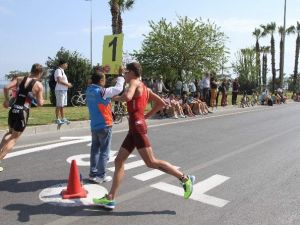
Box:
[4,203,176,222]
[0,179,66,193]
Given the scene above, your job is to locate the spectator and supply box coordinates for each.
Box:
[220,78,227,106]
[54,59,72,125]
[201,73,210,106]
[174,80,182,97]
[180,92,195,117]
[154,75,169,94]
[232,78,240,105]
[189,81,197,97]
[210,76,218,110]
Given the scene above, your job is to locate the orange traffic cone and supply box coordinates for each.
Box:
[61,160,87,199]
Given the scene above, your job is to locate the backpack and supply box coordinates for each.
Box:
[48,69,57,91]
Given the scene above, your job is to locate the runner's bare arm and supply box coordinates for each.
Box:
[2,78,19,108]
[145,89,167,119]
[34,82,44,106]
[113,79,139,102]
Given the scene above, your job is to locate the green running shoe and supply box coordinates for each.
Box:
[182,175,195,199]
[93,195,116,209]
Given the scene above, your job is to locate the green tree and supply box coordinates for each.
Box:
[278,25,295,88]
[261,22,276,93]
[232,48,257,92]
[293,22,300,91]
[5,70,29,80]
[46,47,91,106]
[252,28,262,88]
[109,0,135,34]
[133,16,227,83]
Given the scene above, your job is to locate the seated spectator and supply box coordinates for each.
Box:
[180,92,195,117]
[194,92,212,114]
[169,94,186,118]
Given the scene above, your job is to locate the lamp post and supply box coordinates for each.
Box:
[85,0,93,67]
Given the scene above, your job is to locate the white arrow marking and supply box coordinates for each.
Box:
[151,174,230,207]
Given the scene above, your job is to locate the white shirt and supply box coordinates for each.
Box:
[102,76,125,100]
[54,67,68,91]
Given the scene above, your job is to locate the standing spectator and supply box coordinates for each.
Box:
[86,71,125,183]
[0,63,44,172]
[201,73,210,106]
[155,75,169,94]
[220,78,227,106]
[175,80,183,97]
[54,59,72,125]
[182,81,189,93]
[189,80,197,97]
[210,76,218,110]
[232,78,240,105]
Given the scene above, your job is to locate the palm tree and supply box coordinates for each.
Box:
[253,28,262,88]
[261,46,271,87]
[109,0,119,34]
[261,22,276,93]
[278,25,295,88]
[109,0,135,34]
[293,22,300,91]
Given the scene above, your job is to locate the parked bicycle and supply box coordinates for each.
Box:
[71,90,86,107]
[113,101,127,124]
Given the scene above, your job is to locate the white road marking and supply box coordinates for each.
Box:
[108,160,145,172]
[66,151,136,166]
[5,139,90,159]
[133,167,180,181]
[39,183,107,207]
[151,174,230,207]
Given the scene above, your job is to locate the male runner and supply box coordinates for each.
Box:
[0,63,44,172]
[93,62,195,209]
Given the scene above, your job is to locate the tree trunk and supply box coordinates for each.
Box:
[262,53,267,86]
[118,12,123,34]
[293,35,300,92]
[271,35,276,93]
[279,37,284,88]
[110,0,119,34]
[255,41,261,87]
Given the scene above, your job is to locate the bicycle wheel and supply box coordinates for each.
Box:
[71,95,80,107]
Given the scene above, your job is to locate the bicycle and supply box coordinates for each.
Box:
[113,101,127,124]
[71,90,86,107]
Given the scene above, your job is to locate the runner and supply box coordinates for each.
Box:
[93,62,195,209]
[0,63,44,172]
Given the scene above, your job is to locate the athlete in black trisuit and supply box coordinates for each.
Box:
[0,63,44,172]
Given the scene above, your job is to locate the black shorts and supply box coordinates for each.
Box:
[8,105,29,132]
[121,131,151,153]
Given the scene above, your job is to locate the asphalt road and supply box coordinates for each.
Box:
[1,104,300,225]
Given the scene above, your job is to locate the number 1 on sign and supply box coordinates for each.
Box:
[109,37,117,62]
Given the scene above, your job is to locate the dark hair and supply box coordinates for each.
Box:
[31,63,43,75]
[91,72,105,84]
[59,59,67,66]
[126,62,142,77]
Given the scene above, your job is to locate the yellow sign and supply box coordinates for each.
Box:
[102,34,124,75]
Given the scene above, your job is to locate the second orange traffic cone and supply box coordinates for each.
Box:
[61,160,87,199]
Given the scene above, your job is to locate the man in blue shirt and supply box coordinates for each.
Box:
[86,70,124,183]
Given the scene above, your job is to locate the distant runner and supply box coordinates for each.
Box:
[93,62,195,209]
[0,63,44,172]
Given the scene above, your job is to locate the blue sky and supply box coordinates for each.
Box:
[0,0,299,80]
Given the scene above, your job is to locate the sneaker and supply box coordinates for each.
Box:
[172,115,179,119]
[182,175,195,199]
[0,166,3,172]
[180,114,186,118]
[62,118,70,125]
[89,176,112,184]
[93,195,116,209]
[55,119,64,125]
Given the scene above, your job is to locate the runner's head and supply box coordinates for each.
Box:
[125,62,142,82]
[31,63,43,78]
[91,72,106,87]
